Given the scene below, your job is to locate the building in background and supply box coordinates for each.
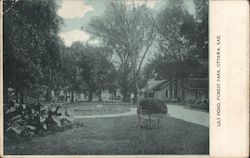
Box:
[140,78,208,103]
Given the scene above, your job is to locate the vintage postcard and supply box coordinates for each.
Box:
[0,0,248,157]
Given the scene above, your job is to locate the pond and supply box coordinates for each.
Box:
[65,107,131,116]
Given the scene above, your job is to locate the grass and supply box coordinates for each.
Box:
[4,115,209,155]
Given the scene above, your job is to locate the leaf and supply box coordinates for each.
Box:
[6,127,12,131]
[11,115,22,122]
[9,107,16,112]
[59,115,74,123]
[24,114,29,119]
[40,116,46,122]
[43,123,47,129]
[9,126,23,134]
[31,108,35,114]
[14,103,19,107]
[26,125,36,130]
[22,104,26,109]
[52,116,61,127]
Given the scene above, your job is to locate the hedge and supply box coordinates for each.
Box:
[139,98,168,114]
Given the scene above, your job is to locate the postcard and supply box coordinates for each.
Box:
[0,0,248,157]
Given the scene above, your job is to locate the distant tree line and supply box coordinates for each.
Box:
[3,0,208,104]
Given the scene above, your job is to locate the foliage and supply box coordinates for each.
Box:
[193,0,208,61]
[156,0,196,78]
[146,0,208,100]
[154,0,208,80]
[3,0,63,103]
[88,0,156,102]
[3,0,208,104]
[60,42,118,101]
[4,100,73,142]
[139,98,168,114]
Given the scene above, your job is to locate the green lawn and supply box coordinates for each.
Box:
[4,115,209,155]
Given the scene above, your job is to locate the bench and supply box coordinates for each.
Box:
[137,106,162,128]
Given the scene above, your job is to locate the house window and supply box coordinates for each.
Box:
[144,92,147,98]
[149,92,154,98]
[165,90,168,98]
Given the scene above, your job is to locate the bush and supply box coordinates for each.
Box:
[4,100,74,143]
[139,98,168,114]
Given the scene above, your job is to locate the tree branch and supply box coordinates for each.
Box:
[137,27,156,74]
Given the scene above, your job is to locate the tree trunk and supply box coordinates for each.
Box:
[121,78,130,102]
[133,89,137,104]
[120,63,131,102]
[133,75,140,107]
[75,93,78,102]
[98,89,102,101]
[88,92,93,102]
[122,92,130,102]
[136,83,139,107]
[169,79,173,99]
[132,54,139,108]
[70,91,74,103]
[181,77,185,101]
[64,91,67,102]
[175,76,178,100]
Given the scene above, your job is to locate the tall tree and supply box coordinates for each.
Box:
[153,0,204,100]
[3,0,62,103]
[87,0,156,103]
[64,42,117,102]
[152,0,208,100]
[192,0,208,77]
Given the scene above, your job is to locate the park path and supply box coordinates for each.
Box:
[73,104,209,127]
[167,104,209,127]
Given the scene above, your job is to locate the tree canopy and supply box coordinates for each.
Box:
[3,0,208,103]
[87,0,156,102]
[3,0,63,103]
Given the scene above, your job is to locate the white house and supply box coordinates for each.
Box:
[140,78,208,102]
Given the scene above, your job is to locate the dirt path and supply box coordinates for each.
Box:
[72,104,208,127]
[167,104,209,127]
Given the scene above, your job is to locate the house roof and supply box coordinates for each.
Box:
[153,80,169,90]
[144,79,169,91]
[141,78,208,92]
[185,78,208,90]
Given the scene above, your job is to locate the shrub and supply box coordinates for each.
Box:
[4,100,74,143]
[139,98,168,114]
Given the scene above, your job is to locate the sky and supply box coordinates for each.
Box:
[56,0,195,47]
